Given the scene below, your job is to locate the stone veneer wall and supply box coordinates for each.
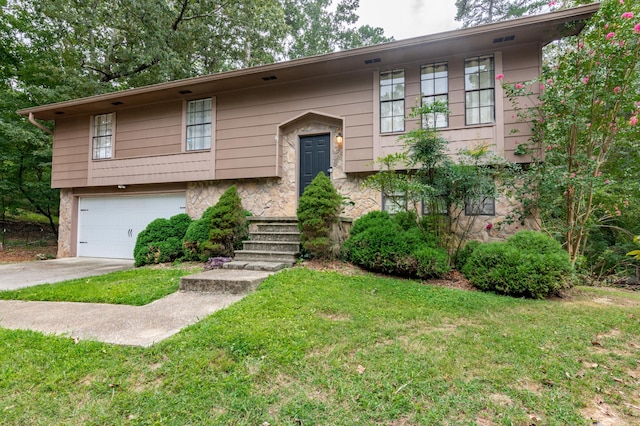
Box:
[187,121,381,220]
[57,188,73,258]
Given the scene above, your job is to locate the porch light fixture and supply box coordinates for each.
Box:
[117,185,126,189]
[335,132,344,148]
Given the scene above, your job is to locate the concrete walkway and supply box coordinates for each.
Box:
[0,257,134,291]
[0,291,245,347]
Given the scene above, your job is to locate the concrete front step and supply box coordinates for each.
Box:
[224,261,292,271]
[180,269,274,294]
[234,250,299,263]
[255,223,300,233]
[242,240,300,252]
[250,231,300,242]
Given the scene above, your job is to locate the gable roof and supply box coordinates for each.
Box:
[20,3,600,121]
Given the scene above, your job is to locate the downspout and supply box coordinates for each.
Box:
[28,112,54,135]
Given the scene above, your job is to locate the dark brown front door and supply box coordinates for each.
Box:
[299,134,331,196]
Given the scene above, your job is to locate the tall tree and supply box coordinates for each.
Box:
[1,0,389,233]
[455,0,548,27]
[283,0,392,59]
[503,0,640,265]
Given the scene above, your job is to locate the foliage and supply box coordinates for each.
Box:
[343,211,449,278]
[628,235,640,260]
[453,239,481,269]
[133,213,192,267]
[0,266,194,305]
[363,103,513,260]
[0,0,389,233]
[182,215,213,261]
[3,267,640,424]
[203,185,247,257]
[455,0,547,27]
[283,0,392,59]
[297,173,343,258]
[503,0,640,267]
[462,231,572,298]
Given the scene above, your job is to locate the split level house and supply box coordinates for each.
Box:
[19,4,600,260]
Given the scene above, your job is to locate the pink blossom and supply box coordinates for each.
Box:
[515,83,524,89]
[616,210,621,216]
[622,12,634,19]
[546,145,552,151]
[539,84,545,90]
[635,24,640,34]
[605,179,611,184]
[605,24,609,29]
[619,0,624,4]
[486,223,493,230]
[630,116,639,126]
[582,76,590,84]
[546,78,553,84]
[614,86,621,93]
[548,1,556,6]
[587,123,591,128]
[570,173,576,178]
[606,32,615,39]
[496,73,504,80]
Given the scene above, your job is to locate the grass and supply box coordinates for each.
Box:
[1,267,639,424]
[0,266,198,305]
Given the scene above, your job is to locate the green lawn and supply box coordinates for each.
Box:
[0,266,198,305]
[1,267,639,424]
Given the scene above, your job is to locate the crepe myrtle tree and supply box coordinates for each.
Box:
[502,0,640,266]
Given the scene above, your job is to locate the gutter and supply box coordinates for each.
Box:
[28,112,54,135]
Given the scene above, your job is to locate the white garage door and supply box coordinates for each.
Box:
[77,193,186,259]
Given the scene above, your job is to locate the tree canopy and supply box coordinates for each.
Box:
[455,0,548,27]
[0,0,391,231]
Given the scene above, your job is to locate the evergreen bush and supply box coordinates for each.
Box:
[342,211,449,278]
[134,213,192,267]
[297,173,343,258]
[203,185,247,257]
[462,231,572,299]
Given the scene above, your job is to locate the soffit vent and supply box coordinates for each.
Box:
[364,57,382,65]
[262,75,277,81]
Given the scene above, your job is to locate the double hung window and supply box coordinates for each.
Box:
[92,113,113,159]
[186,98,212,151]
[464,55,495,125]
[421,62,448,128]
[380,70,405,133]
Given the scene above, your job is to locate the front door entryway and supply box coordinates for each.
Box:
[299,134,331,196]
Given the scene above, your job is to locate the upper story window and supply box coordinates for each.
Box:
[421,62,448,128]
[186,98,212,151]
[380,69,405,133]
[464,55,495,125]
[92,113,113,160]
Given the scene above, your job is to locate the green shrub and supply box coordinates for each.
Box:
[454,240,481,270]
[348,210,390,238]
[297,173,343,258]
[462,231,572,299]
[342,211,449,278]
[134,213,192,267]
[203,185,247,257]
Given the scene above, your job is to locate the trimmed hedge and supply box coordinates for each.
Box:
[134,213,192,267]
[462,231,572,299]
[342,211,449,279]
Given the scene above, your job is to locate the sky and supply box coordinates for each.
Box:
[356,0,460,41]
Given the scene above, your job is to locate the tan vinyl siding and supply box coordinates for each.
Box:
[52,117,90,188]
[115,101,183,158]
[215,70,374,177]
[501,43,541,161]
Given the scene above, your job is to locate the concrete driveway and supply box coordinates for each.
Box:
[0,257,134,291]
